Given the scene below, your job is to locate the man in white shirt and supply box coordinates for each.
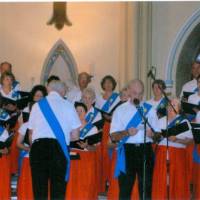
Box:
[110,79,159,200]
[29,80,81,200]
[180,62,200,99]
[66,72,92,103]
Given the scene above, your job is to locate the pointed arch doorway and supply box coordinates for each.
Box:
[40,39,78,89]
[165,8,200,96]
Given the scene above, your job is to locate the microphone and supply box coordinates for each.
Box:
[133,98,140,107]
[147,67,153,78]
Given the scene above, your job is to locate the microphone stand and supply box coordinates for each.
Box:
[134,101,157,200]
[147,69,178,200]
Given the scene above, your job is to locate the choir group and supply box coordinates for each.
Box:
[0,60,200,200]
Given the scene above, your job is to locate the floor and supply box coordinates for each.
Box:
[11,175,108,200]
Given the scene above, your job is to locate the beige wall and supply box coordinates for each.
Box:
[0,2,125,92]
[152,2,200,94]
[1,2,200,95]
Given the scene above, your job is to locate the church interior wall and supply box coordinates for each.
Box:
[0,2,200,95]
[152,1,200,95]
[0,2,124,93]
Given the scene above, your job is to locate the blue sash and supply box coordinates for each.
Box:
[80,122,94,140]
[0,126,5,137]
[114,102,152,178]
[38,98,70,181]
[85,108,99,123]
[193,145,200,164]
[12,91,20,99]
[156,97,167,110]
[18,150,28,175]
[12,80,19,90]
[101,92,119,113]
[0,109,9,121]
[194,87,198,93]
[186,114,196,122]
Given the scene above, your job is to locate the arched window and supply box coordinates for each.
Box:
[165,8,200,96]
[41,39,78,89]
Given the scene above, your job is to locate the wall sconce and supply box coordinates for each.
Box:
[47,2,72,30]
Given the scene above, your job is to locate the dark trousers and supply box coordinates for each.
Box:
[118,143,154,200]
[30,138,67,200]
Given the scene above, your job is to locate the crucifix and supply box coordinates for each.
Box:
[47,2,72,30]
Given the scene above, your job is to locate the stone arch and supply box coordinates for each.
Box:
[165,8,200,96]
[40,39,78,89]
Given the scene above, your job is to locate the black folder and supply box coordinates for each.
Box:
[0,96,30,110]
[22,112,30,123]
[0,132,14,149]
[23,129,30,145]
[157,107,167,118]
[93,119,104,131]
[181,101,200,115]
[85,132,102,145]
[161,121,190,137]
[70,152,80,160]
[70,132,102,149]
[0,113,19,129]
[191,123,200,144]
[70,141,83,150]
[18,91,30,98]
[183,91,194,100]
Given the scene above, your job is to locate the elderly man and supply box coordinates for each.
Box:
[66,72,92,103]
[28,80,81,200]
[110,79,159,200]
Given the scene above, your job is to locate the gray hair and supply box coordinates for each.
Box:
[82,87,96,101]
[128,79,144,93]
[169,96,181,110]
[47,80,67,96]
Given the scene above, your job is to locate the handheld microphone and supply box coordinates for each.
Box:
[133,98,140,107]
[147,66,156,79]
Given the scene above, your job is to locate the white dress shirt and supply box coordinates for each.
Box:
[0,129,9,142]
[95,93,120,113]
[82,126,99,138]
[180,79,197,98]
[66,86,82,104]
[188,93,200,105]
[147,97,164,110]
[18,122,29,157]
[196,112,200,123]
[28,91,81,145]
[19,122,29,138]
[110,100,159,144]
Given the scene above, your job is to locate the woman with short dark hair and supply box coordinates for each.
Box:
[95,75,120,193]
[23,85,47,114]
[147,79,167,119]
